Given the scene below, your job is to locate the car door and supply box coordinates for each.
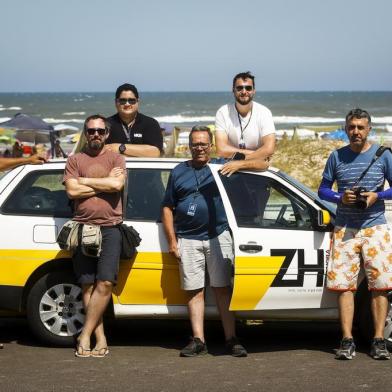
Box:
[210,166,336,312]
[114,162,188,312]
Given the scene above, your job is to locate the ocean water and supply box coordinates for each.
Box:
[0,91,391,131]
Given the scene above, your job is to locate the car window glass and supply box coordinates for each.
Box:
[220,172,313,230]
[1,170,72,218]
[125,169,171,222]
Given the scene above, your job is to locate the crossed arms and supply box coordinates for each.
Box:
[65,167,125,200]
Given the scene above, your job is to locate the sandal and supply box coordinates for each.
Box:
[91,347,109,358]
[75,344,91,358]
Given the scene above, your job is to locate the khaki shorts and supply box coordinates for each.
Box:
[327,224,392,291]
[177,230,233,291]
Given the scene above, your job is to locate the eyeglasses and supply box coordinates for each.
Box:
[190,143,211,149]
[117,98,138,105]
[347,124,369,131]
[86,128,106,136]
[235,85,253,92]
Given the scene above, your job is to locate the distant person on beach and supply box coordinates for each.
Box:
[105,83,163,157]
[54,139,68,158]
[215,71,276,176]
[12,141,23,158]
[318,108,392,361]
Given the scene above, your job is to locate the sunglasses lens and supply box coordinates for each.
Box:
[118,98,137,105]
[87,128,106,135]
[236,85,253,92]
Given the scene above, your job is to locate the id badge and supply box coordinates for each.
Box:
[187,202,197,216]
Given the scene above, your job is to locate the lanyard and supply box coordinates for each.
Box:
[236,108,253,146]
[120,116,136,142]
[121,122,131,142]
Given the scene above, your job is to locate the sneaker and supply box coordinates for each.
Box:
[370,338,391,360]
[335,338,356,360]
[180,337,208,357]
[226,337,248,357]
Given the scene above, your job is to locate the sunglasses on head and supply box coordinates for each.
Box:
[117,98,138,105]
[86,128,106,136]
[235,85,253,92]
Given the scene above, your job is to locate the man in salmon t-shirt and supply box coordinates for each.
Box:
[64,114,125,358]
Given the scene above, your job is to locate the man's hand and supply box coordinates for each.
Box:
[109,167,124,177]
[168,240,180,259]
[361,191,378,208]
[341,189,357,205]
[220,160,243,177]
[28,154,47,165]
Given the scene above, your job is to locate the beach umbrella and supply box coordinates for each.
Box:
[0,113,54,143]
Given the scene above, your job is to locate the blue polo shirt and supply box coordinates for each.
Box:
[162,160,228,240]
[322,144,392,228]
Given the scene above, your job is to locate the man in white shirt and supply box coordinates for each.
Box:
[215,71,276,176]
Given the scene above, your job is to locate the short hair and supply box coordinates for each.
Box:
[83,114,109,133]
[233,71,255,89]
[115,83,139,99]
[189,125,213,145]
[345,108,371,125]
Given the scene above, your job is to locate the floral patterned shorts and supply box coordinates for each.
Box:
[327,224,392,291]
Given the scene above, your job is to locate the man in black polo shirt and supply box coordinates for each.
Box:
[105,83,163,157]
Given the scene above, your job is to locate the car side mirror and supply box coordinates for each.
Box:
[317,209,331,227]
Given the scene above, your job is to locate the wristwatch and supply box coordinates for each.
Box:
[119,144,126,154]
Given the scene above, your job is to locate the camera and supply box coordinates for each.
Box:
[353,187,368,209]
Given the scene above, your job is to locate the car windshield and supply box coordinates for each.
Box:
[276,170,336,215]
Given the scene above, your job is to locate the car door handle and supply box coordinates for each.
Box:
[239,244,263,253]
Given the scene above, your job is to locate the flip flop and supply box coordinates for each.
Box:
[75,345,91,358]
[91,347,109,358]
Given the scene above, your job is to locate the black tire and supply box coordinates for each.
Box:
[356,284,392,350]
[26,270,84,347]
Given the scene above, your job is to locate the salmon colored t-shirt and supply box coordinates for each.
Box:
[63,150,126,226]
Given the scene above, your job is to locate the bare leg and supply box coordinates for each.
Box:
[212,286,236,340]
[338,291,354,338]
[187,289,205,342]
[80,284,106,349]
[78,280,113,350]
[371,291,389,338]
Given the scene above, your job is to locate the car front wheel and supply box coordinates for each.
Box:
[26,270,84,347]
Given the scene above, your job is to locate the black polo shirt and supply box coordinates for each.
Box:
[106,113,163,152]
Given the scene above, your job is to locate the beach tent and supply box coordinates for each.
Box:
[322,129,349,142]
[0,113,55,143]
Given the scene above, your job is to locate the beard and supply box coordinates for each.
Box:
[89,139,103,151]
[235,95,253,106]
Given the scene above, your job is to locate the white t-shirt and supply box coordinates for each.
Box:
[215,102,275,150]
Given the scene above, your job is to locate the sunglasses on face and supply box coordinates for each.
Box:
[117,98,138,105]
[235,85,253,92]
[347,124,369,131]
[86,128,106,136]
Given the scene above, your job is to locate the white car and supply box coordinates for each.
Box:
[0,158,389,347]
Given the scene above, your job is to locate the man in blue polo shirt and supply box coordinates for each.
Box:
[318,108,392,360]
[162,125,247,357]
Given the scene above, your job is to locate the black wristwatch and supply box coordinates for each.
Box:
[119,144,126,154]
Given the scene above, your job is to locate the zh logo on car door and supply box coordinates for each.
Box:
[270,249,325,287]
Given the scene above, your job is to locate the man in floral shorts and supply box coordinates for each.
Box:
[319,108,392,360]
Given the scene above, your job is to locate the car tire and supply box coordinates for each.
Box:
[356,285,392,350]
[26,270,84,347]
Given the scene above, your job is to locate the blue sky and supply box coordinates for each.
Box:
[1,0,391,92]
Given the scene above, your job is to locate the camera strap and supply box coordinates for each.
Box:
[352,146,392,188]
